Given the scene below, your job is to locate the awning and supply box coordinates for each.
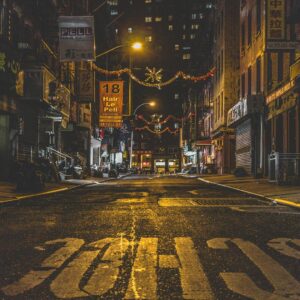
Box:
[195,139,211,146]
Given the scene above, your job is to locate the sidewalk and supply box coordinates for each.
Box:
[0,173,131,204]
[198,174,300,209]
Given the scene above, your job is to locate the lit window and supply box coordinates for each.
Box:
[174,93,179,99]
[110,9,118,15]
[191,13,197,20]
[145,35,152,42]
[128,27,133,33]
[168,15,173,21]
[168,25,173,31]
[145,0,152,3]
[174,44,180,50]
[145,17,152,22]
[182,34,186,40]
[115,28,118,34]
[191,24,199,30]
[183,24,186,30]
[155,17,162,22]
[190,33,196,39]
[183,53,191,60]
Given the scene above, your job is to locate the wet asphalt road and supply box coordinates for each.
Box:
[0,175,299,300]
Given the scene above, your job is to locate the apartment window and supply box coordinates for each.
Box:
[256,57,261,93]
[145,17,152,22]
[191,13,197,20]
[182,34,186,40]
[145,0,152,3]
[168,25,173,31]
[155,17,162,22]
[168,15,173,21]
[110,9,118,15]
[128,27,132,33]
[267,53,273,90]
[220,49,224,75]
[256,0,261,33]
[183,53,191,60]
[241,73,246,97]
[221,92,224,117]
[190,33,196,39]
[248,66,252,95]
[174,44,180,51]
[278,52,283,82]
[241,22,246,51]
[145,35,152,42]
[191,24,199,30]
[0,1,6,36]
[248,10,252,45]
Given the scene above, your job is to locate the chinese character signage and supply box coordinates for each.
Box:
[99,81,123,128]
[79,69,94,102]
[58,16,95,62]
[267,0,285,40]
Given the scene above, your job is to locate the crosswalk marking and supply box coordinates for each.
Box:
[159,255,179,268]
[159,198,198,206]
[268,238,300,259]
[207,238,300,299]
[1,238,84,297]
[51,238,113,298]
[1,236,299,299]
[84,238,129,296]
[175,237,214,300]
[125,238,158,299]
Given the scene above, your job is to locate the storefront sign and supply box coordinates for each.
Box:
[267,94,297,119]
[267,41,300,50]
[58,16,95,62]
[78,69,94,102]
[267,0,285,40]
[99,81,123,128]
[266,79,295,104]
[227,98,248,126]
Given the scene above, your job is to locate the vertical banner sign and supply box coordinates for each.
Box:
[99,81,123,128]
[79,69,94,102]
[267,0,285,40]
[58,16,95,62]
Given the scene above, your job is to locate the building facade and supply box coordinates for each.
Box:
[211,0,240,174]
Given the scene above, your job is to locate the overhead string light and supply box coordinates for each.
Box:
[92,63,215,88]
[135,126,179,135]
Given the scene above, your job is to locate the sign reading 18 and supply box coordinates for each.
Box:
[103,83,121,94]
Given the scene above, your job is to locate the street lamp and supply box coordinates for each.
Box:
[129,101,156,169]
[95,41,142,115]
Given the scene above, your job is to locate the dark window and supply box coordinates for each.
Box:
[248,10,252,45]
[267,53,272,90]
[241,73,246,97]
[256,57,261,93]
[241,22,245,50]
[248,66,252,95]
[256,0,261,33]
[278,52,283,82]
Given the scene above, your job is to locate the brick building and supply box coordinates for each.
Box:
[211,0,240,174]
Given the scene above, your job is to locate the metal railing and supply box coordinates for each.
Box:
[268,152,300,184]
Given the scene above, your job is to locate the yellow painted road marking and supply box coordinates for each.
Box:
[159,255,180,268]
[189,190,199,195]
[84,238,129,295]
[2,238,84,296]
[268,238,300,259]
[125,238,158,299]
[208,238,300,299]
[175,237,214,300]
[159,198,198,207]
[116,198,147,203]
[50,238,113,298]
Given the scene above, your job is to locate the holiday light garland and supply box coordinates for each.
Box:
[92,63,215,88]
[135,126,179,135]
[137,114,191,125]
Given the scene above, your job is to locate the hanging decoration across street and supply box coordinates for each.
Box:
[92,64,215,88]
[145,67,163,83]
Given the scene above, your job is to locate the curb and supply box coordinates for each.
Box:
[198,177,300,210]
[0,174,131,205]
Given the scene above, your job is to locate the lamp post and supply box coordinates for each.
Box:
[129,102,156,169]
